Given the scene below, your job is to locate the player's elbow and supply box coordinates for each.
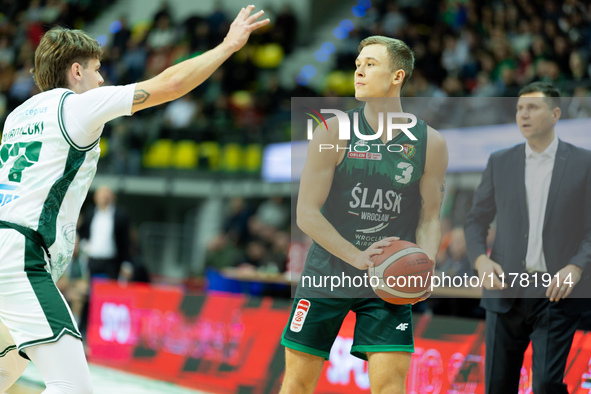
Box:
[296,208,315,235]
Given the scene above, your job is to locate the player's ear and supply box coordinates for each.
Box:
[70,62,83,80]
[392,69,405,86]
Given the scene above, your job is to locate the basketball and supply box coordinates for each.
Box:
[368,240,434,305]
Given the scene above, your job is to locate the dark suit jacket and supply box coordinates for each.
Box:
[465,140,591,315]
[79,205,131,266]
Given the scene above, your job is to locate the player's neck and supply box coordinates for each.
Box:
[363,97,404,143]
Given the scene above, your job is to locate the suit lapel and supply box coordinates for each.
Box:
[514,145,528,223]
[543,140,568,229]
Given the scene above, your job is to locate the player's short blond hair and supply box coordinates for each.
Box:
[32,26,102,92]
[358,36,414,87]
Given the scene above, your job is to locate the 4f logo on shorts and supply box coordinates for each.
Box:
[396,323,409,331]
[290,299,311,333]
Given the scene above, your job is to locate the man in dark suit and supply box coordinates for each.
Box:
[79,186,131,280]
[465,82,591,394]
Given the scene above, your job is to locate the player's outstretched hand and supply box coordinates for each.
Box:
[350,236,399,270]
[223,5,270,53]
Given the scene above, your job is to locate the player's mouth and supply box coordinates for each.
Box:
[355,82,365,87]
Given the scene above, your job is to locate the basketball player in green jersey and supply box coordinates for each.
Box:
[280,36,448,393]
[0,6,268,394]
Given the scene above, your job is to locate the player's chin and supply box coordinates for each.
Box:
[355,91,370,101]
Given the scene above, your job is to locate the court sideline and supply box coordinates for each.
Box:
[7,363,211,394]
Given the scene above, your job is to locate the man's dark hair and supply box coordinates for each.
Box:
[518,82,561,110]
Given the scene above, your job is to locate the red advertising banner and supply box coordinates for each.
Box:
[88,281,591,393]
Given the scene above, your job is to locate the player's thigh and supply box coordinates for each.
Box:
[0,233,80,355]
[24,334,92,394]
[0,347,30,393]
[281,347,325,393]
[282,297,352,360]
[351,298,413,359]
[367,351,411,393]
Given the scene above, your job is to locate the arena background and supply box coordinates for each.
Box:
[1,0,591,393]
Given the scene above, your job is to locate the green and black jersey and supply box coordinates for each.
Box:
[321,106,428,250]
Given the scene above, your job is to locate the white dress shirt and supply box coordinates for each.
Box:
[524,135,559,273]
[87,205,117,259]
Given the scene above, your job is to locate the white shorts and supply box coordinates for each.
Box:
[0,228,80,358]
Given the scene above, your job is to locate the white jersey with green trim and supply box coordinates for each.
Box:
[0,86,134,280]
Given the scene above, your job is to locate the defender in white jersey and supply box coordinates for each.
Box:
[0,7,269,394]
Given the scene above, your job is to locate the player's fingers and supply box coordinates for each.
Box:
[249,19,271,31]
[235,7,246,20]
[381,236,400,242]
[373,239,393,249]
[246,9,265,24]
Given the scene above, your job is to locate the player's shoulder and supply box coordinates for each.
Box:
[425,124,447,151]
[309,111,344,143]
[6,88,71,122]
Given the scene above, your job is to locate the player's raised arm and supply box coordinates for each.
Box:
[415,126,448,261]
[131,5,269,113]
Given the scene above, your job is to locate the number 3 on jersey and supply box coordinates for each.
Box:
[395,162,413,185]
[0,141,42,183]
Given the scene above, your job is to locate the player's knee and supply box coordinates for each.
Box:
[280,376,316,394]
[0,350,29,392]
[370,378,406,394]
[45,373,93,394]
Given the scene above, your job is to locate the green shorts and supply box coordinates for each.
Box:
[281,297,413,361]
[282,243,414,360]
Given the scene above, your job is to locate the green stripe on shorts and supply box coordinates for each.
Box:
[21,238,80,346]
[0,344,17,357]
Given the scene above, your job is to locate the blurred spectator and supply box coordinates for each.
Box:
[147,13,177,51]
[206,233,245,270]
[79,186,131,280]
[437,227,472,278]
[254,196,289,230]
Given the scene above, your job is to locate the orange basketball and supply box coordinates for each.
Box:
[368,240,433,305]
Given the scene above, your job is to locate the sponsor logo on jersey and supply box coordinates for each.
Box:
[401,144,416,159]
[290,299,311,332]
[0,184,19,207]
[347,152,382,160]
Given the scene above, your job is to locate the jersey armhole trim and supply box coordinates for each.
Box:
[57,91,100,152]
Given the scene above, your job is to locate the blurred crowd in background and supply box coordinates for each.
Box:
[0,0,590,322]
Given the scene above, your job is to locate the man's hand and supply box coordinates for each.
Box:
[474,254,505,290]
[350,236,400,270]
[546,264,583,302]
[223,5,270,53]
